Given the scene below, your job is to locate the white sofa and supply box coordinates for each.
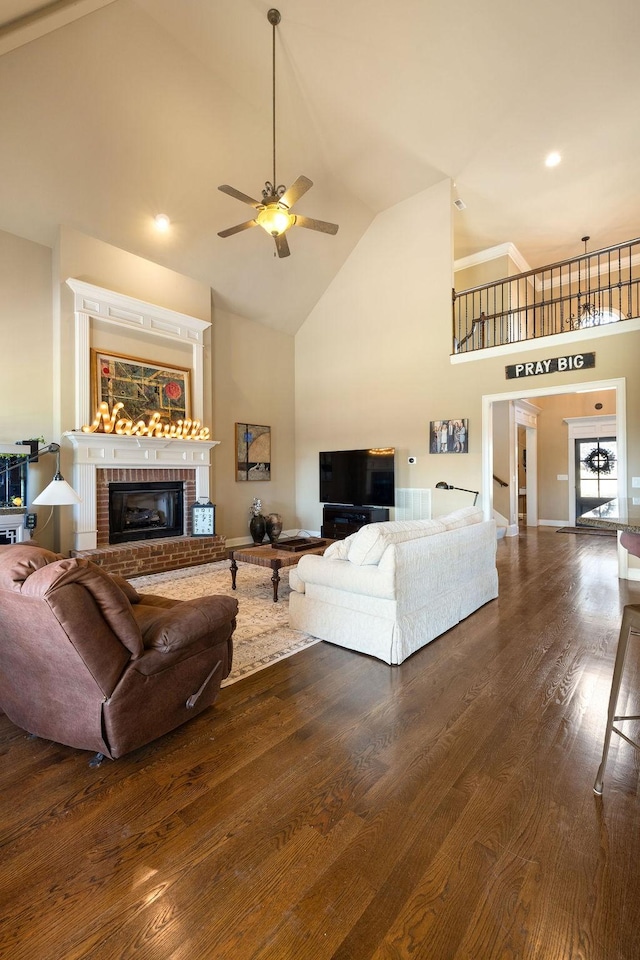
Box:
[289,506,498,665]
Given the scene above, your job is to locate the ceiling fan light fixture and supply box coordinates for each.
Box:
[217,8,338,257]
[256,203,293,237]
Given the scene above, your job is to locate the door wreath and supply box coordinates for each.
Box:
[582,446,615,475]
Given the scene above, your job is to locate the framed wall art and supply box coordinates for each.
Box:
[92,350,191,423]
[236,423,271,481]
[430,419,469,454]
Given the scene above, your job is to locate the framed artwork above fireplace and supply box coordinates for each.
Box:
[92,349,191,424]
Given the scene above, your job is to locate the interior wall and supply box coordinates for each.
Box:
[295,179,459,531]
[454,254,511,291]
[0,229,58,548]
[210,304,295,544]
[0,229,52,435]
[58,225,211,321]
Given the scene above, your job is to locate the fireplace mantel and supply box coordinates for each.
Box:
[65,432,219,551]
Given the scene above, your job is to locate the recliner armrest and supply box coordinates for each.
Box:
[140,594,239,652]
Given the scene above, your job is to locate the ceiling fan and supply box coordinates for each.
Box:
[217,8,339,259]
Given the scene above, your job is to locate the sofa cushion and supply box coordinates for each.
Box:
[323,533,357,561]
[347,518,447,566]
[296,552,396,599]
[438,506,484,529]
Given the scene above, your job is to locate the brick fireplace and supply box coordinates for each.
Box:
[66,436,226,576]
[98,468,194,546]
[64,280,225,576]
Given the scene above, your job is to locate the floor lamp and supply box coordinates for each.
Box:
[30,443,82,506]
[435,481,480,506]
[0,442,81,543]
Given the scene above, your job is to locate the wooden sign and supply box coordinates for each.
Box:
[505,352,595,380]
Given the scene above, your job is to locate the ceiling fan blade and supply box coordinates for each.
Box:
[280,175,313,210]
[294,215,339,236]
[218,184,262,209]
[218,219,257,238]
[275,233,290,258]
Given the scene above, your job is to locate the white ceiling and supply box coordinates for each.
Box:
[1,0,639,334]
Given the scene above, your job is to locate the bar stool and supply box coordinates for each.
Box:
[594,603,640,795]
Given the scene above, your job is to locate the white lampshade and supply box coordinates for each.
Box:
[33,477,82,506]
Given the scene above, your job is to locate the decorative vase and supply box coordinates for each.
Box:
[249,514,266,544]
[265,512,283,543]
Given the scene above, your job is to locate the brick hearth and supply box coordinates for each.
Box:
[71,535,226,577]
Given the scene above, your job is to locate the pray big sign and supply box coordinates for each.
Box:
[505,352,595,380]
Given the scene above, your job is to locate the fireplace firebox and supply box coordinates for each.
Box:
[109,481,184,544]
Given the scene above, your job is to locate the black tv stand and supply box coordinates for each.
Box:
[321,504,389,539]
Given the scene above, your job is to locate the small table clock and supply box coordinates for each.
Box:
[191,500,216,536]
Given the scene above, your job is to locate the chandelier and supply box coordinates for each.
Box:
[567,236,601,329]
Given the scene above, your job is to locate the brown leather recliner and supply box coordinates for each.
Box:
[0,543,237,761]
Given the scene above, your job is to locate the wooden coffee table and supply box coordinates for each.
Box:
[230,538,334,602]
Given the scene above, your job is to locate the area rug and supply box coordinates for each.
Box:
[556,526,616,537]
[128,560,319,686]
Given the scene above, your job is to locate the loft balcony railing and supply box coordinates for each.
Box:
[452,237,640,354]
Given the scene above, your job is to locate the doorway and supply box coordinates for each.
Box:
[515,400,539,529]
[565,414,617,526]
[482,377,629,578]
[574,436,618,524]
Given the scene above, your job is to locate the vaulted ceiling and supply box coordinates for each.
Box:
[1,0,639,334]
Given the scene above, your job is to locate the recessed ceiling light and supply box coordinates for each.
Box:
[545,152,561,168]
[154,214,171,232]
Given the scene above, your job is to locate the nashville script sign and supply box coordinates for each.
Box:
[82,401,211,440]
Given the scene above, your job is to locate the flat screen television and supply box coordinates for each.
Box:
[319,448,395,507]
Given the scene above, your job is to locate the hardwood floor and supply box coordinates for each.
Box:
[1,528,639,959]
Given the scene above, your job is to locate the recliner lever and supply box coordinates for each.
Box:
[186,660,222,709]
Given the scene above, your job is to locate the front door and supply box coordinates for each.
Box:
[575,436,618,523]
